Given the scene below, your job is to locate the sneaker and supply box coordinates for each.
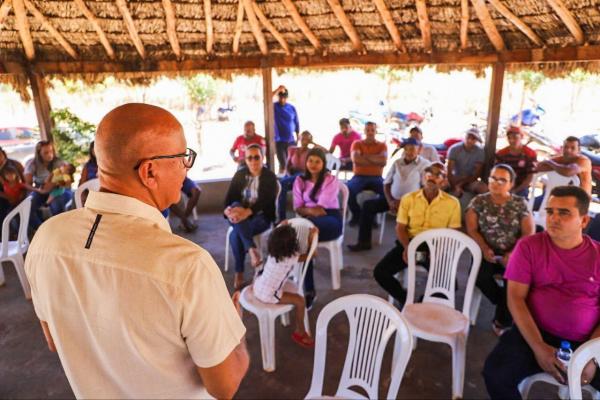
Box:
[305,292,317,311]
[347,242,372,252]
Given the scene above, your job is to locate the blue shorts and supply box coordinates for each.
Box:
[181,177,200,197]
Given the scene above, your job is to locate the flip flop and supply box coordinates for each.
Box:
[292,331,315,348]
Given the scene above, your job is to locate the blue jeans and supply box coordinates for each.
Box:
[303,209,343,293]
[29,189,73,229]
[278,173,300,221]
[229,213,271,273]
[347,175,384,222]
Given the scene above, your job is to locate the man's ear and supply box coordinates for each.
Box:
[582,214,591,230]
[137,161,159,190]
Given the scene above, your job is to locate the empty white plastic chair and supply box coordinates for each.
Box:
[74,178,100,209]
[240,218,318,372]
[316,181,349,290]
[224,181,281,272]
[305,294,413,399]
[568,337,600,400]
[325,153,342,178]
[401,228,482,399]
[527,171,580,228]
[0,197,32,299]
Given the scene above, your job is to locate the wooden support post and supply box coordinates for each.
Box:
[262,67,275,171]
[27,69,53,141]
[484,62,505,177]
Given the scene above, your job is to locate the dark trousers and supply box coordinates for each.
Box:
[278,173,300,221]
[373,241,428,304]
[229,213,271,273]
[347,175,384,222]
[275,141,290,171]
[29,190,73,229]
[340,161,353,171]
[476,259,512,326]
[303,209,343,293]
[357,195,389,243]
[483,327,600,399]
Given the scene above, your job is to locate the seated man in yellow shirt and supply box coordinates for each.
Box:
[373,162,461,306]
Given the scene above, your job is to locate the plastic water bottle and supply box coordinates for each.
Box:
[556,341,573,375]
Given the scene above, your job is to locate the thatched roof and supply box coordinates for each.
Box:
[1,0,600,86]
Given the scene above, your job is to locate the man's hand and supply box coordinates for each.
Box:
[533,343,566,384]
[482,246,496,263]
[402,248,408,264]
[388,199,399,214]
[231,291,243,319]
[276,85,286,93]
[582,359,597,385]
[501,252,511,266]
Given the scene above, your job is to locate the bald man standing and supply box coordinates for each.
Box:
[24,104,249,399]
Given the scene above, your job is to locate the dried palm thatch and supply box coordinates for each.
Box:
[0,0,599,97]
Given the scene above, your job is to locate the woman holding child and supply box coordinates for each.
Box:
[293,148,343,308]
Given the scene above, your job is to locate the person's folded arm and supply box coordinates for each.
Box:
[351,150,370,166]
[512,173,534,195]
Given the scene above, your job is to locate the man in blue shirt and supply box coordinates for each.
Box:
[273,85,299,174]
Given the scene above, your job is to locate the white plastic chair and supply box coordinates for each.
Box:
[0,197,32,299]
[316,181,349,290]
[519,371,599,400]
[224,181,281,272]
[569,337,600,400]
[74,178,100,209]
[305,294,413,399]
[325,153,342,178]
[469,287,483,326]
[240,218,318,372]
[401,228,482,399]
[527,171,580,228]
[378,211,391,245]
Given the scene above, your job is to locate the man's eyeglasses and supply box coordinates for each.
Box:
[246,155,261,161]
[133,148,197,170]
[489,176,509,185]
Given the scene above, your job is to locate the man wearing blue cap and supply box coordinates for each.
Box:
[273,85,300,174]
[348,138,430,251]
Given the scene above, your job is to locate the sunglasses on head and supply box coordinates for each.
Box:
[246,155,261,161]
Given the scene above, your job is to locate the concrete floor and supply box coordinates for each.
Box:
[0,212,560,399]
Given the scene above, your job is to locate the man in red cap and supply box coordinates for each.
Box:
[495,125,537,197]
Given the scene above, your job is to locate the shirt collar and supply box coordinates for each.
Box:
[85,191,172,233]
[416,188,445,202]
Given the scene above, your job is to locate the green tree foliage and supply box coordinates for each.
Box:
[50,108,96,166]
[510,70,546,93]
[182,74,217,106]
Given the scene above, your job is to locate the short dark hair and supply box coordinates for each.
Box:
[549,185,590,216]
[492,163,516,183]
[1,164,19,178]
[246,143,263,155]
[339,118,350,126]
[564,136,581,147]
[409,126,422,135]
[365,121,377,128]
[267,224,300,262]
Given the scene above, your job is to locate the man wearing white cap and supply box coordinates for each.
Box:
[447,127,487,198]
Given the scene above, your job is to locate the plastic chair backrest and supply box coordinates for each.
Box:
[527,171,580,213]
[75,178,100,209]
[325,153,342,178]
[286,218,319,294]
[569,337,600,399]
[305,294,413,400]
[1,196,31,258]
[338,181,349,237]
[404,228,482,318]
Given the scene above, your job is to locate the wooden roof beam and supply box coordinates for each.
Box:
[241,0,268,55]
[161,0,181,58]
[232,0,244,54]
[73,0,115,59]
[0,0,12,29]
[115,0,146,59]
[280,0,321,52]
[460,0,469,50]
[415,0,432,52]
[252,1,290,55]
[545,0,585,45]
[325,0,364,54]
[372,0,405,52]
[12,0,34,60]
[488,0,543,46]
[471,0,505,51]
[24,0,78,59]
[204,0,213,54]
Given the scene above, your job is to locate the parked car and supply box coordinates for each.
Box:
[0,127,40,166]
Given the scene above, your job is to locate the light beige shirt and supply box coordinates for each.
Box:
[25,191,246,399]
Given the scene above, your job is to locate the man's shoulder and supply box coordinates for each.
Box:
[496,146,511,157]
[447,142,463,154]
[522,146,537,158]
[438,191,460,206]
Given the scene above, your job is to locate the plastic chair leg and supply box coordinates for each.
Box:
[378,213,386,245]
[11,254,31,299]
[257,314,276,372]
[280,312,290,327]
[451,334,467,399]
[470,288,482,326]
[329,245,341,290]
[401,269,409,290]
[0,263,5,286]
[224,230,230,272]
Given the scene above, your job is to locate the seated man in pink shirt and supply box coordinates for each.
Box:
[329,118,361,171]
[484,185,600,399]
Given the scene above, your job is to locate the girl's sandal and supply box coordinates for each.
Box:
[292,331,315,348]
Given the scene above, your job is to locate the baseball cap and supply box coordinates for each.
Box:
[278,89,289,97]
[402,137,421,147]
[466,127,483,142]
[425,161,446,175]
[506,125,523,136]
